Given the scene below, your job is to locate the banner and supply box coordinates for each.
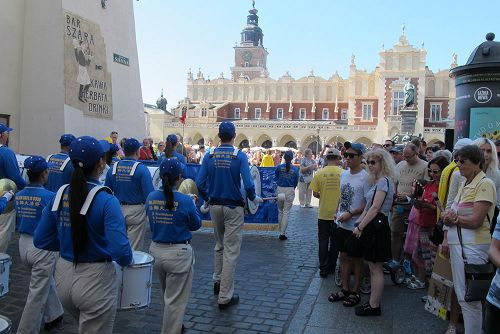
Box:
[63,11,113,118]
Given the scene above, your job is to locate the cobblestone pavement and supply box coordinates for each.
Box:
[0,193,449,333]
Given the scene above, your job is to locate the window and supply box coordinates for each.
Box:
[299,108,306,120]
[277,108,284,120]
[201,108,207,117]
[255,108,261,120]
[244,62,250,67]
[362,104,372,121]
[392,91,405,115]
[234,108,240,119]
[431,104,442,122]
[341,109,348,120]
[322,108,329,120]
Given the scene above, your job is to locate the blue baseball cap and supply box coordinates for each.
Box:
[349,142,366,155]
[59,134,76,147]
[166,134,178,145]
[159,158,182,179]
[69,136,104,168]
[24,155,52,173]
[0,123,13,133]
[99,140,111,152]
[124,138,141,152]
[283,151,294,160]
[219,121,236,136]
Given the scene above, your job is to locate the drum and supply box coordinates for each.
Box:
[115,251,155,311]
[0,254,11,299]
[0,179,17,213]
[241,165,262,214]
[0,315,11,334]
[148,166,162,191]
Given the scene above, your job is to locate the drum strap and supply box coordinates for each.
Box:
[60,157,71,171]
[51,184,112,214]
[112,161,140,176]
[46,154,54,162]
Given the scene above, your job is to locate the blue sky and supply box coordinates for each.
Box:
[133,0,497,107]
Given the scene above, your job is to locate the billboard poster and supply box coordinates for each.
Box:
[469,108,500,140]
[63,11,113,118]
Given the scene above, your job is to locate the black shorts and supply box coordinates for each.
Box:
[334,227,363,258]
[363,219,392,263]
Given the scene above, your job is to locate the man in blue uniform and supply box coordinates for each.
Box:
[16,156,64,333]
[196,121,262,309]
[46,134,76,192]
[0,122,27,252]
[105,138,154,250]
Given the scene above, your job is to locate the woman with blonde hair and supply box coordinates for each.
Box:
[352,149,396,316]
[298,148,317,208]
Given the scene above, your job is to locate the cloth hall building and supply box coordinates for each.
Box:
[147,4,457,150]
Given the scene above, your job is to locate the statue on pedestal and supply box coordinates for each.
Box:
[403,81,415,108]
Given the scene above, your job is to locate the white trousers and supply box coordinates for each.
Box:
[149,242,194,334]
[0,210,16,253]
[298,182,312,206]
[210,205,244,304]
[277,186,295,235]
[55,258,117,334]
[121,204,147,250]
[17,234,64,334]
[449,243,490,334]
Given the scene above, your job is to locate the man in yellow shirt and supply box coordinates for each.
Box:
[310,148,343,278]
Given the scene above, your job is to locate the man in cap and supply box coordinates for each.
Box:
[105,138,154,250]
[46,134,76,192]
[389,145,404,165]
[0,123,27,252]
[15,156,64,332]
[309,147,343,278]
[196,121,261,309]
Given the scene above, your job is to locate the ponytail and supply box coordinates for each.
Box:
[69,162,93,266]
[165,141,174,158]
[284,154,292,172]
[162,174,179,210]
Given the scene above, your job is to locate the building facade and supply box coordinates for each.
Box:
[1,0,145,156]
[149,4,456,150]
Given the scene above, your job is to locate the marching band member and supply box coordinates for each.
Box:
[196,121,262,309]
[165,134,187,164]
[46,134,76,192]
[146,158,201,334]
[274,150,299,240]
[0,122,26,253]
[34,136,133,334]
[15,156,64,333]
[105,138,154,250]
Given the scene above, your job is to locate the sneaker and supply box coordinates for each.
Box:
[355,302,381,316]
[404,275,417,285]
[407,278,426,290]
[444,324,457,334]
[387,260,400,271]
[218,294,240,310]
[278,234,288,240]
[305,204,313,208]
[421,295,428,303]
[300,204,306,208]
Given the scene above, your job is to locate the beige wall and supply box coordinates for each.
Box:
[0,0,145,156]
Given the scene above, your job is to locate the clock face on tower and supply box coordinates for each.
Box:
[242,50,253,62]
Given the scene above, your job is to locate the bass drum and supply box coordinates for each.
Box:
[240,165,261,215]
[151,167,162,191]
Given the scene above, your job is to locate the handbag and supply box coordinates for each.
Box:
[429,220,444,246]
[457,217,495,302]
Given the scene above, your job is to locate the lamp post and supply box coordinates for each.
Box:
[316,127,320,155]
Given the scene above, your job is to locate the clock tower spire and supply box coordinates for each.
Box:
[231,1,268,81]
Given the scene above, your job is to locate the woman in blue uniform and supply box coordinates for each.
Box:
[34,136,133,334]
[275,150,299,240]
[146,158,201,334]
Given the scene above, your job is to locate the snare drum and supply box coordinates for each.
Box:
[0,254,11,299]
[0,315,11,334]
[115,251,154,311]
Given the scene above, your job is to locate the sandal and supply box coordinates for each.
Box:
[328,289,350,303]
[407,278,426,290]
[343,292,361,307]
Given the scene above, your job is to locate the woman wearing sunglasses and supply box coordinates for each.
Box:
[352,149,396,316]
[403,156,449,290]
[442,145,496,334]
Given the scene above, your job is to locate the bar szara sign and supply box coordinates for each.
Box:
[63,11,113,119]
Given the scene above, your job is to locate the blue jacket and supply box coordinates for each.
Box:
[146,190,201,243]
[15,185,55,235]
[104,159,154,204]
[46,152,74,192]
[0,197,8,214]
[0,145,26,190]
[158,151,187,178]
[196,144,256,206]
[275,163,299,188]
[34,179,133,266]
